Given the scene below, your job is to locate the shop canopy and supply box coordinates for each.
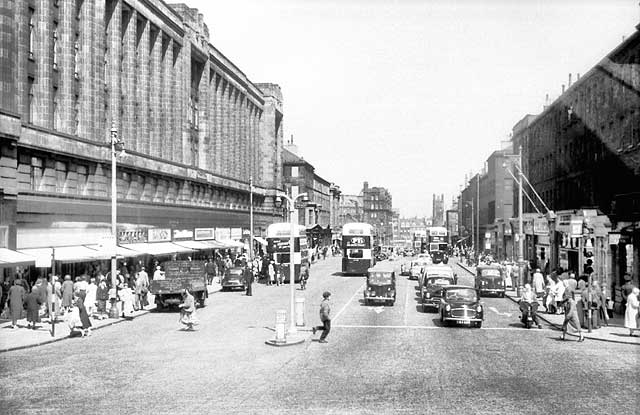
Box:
[84,244,142,259]
[0,248,36,267]
[172,240,214,251]
[200,240,229,249]
[19,245,109,265]
[252,236,268,246]
[217,239,245,248]
[120,242,194,256]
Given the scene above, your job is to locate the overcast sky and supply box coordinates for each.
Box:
[187,0,638,217]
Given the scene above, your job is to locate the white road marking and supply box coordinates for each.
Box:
[373,306,385,314]
[403,278,410,326]
[332,282,365,324]
[488,306,513,317]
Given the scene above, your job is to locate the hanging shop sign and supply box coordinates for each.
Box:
[173,229,194,241]
[556,213,583,237]
[117,228,148,244]
[148,228,171,243]
[231,228,242,240]
[608,233,621,246]
[194,228,215,241]
[533,217,549,236]
[215,228,231,241]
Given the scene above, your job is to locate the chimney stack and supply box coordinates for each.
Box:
[568,73,572,87]
[562,84,565,94]
[577,73,580,81]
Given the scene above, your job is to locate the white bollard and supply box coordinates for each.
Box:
[275,309,287,342]
[295,297,305,327]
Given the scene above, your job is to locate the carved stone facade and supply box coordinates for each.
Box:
[0,0,284,252]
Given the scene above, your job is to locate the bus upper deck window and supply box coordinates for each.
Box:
[349,249,363,259]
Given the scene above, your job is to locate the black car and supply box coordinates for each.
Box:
[363,269,396,306]
[438,285,484,328]
[431,250,449,264]
[221,267,247,291]
[421,275,456,312]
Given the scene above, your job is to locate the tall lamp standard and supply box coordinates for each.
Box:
[249,176,254,261]
[275,191,309,335]
[503,146,525,291]
[110,123,124,318]
[465,200,474,261]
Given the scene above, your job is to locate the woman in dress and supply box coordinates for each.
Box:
[60,275,74,313]
[560,285,584,342]
[24,288,43,330]
[178,289,197,330]
[8,279,26,329]
[75,293,92,337]
[624,287,639,336]
[119,283,135,318]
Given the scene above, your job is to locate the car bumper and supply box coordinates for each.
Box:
[480,289,505,295]
[364,293,395,301]
[442,316,483,323]
[422,298,440,308]
[222,281,244,287]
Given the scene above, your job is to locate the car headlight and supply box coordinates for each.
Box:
[445,304,451,312]
[476,305,482,313]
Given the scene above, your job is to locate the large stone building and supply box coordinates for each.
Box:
[511,26,640,303]
[0,1,284,273]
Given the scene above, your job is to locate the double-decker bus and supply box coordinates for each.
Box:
[266,223,309,283]
[342,222,374,275]
[413,230,427,253]
[427,226,449,254]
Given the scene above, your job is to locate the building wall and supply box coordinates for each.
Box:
[1,0,285,250]
[362,181,393,245]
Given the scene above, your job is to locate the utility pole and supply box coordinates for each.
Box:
[517,145,525,290]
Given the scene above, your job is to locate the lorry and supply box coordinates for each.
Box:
[150,260,208,309]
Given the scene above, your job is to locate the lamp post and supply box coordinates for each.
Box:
[275,191,309,335]
[249,176,253,261]
[109,123,124,318]
[503,146,525,291]
[465,200,474,262]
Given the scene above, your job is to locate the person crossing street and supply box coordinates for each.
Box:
[312,291,332,343]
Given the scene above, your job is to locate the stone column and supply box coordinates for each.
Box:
[121,7,136,151]
[92,0,105,141]
[221,80,230,176]
[106,0,122,141]
[33,0,52,128]
[149,25,162,157]
[197,60,209,169]
[0,0,16,112]
[214,73,223,175]
[161,36,173,160]
[136,17,150,154]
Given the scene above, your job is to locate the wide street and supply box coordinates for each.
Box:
[0,256,638,415]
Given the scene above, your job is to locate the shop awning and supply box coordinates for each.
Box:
[84,244,142,259]
[120,242,194,256]
[218,239,245,248]
[200,240,229,249]
[173,240,214,250]
[0,248,36,267]
[252,236,268,246]
[19,246,109,264]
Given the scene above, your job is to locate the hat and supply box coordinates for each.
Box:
[624,274,632,281]
[156,266,161,270]
[322,291,331,299]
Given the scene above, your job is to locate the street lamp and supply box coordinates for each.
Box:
[503,146,525,290]
[110,122,124,318]
[465,200,474,259]
[275,191,309,335]
[249,176,254,261]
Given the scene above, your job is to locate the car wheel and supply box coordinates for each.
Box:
[475,322,482,328]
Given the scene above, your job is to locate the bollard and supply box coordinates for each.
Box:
[295,297,305,327]
[275,309,287,342]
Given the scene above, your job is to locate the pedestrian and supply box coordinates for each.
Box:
[312,291,332,343]
[245,265,253,296]
[75,294,92,337]
[96,279,109,319]
[119,283,135,318]
[178,289,197,330]
[24,287,43,330]
[624,287,639,337]
[532,268,545,300]
[61,274,74,313]
[84,277,97,317]
[621,274,634,310]
[268,261,276,286]
[596,282,610,327]
[8,279,26,328]
[300,264,309,290]
[153,265,164,280]
[205,258,216,285]
[134,267,149,310]
[560,287,585,342]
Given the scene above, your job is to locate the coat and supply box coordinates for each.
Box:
[624,293,639,330]
[8,284,26,320]
[61,280,74,307]
[24,291,42,323]
[76,297,91,329]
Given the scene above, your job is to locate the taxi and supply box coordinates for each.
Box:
[364,268,396,306]
[475,264,506,297]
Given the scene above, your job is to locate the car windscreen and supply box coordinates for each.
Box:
[445,288,478,302]
[369,272,392,284]
[480,269,502,278]
[426,277,453,286]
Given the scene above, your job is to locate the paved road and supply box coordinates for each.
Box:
[0,256,638,414]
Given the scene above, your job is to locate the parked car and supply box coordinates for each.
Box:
[475,264,506,297]
[438,285,484,328]
[221,266,247,291]
[364,268,396,306]
[422,274,456,312]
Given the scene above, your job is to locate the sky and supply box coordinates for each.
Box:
[185,0,638,217]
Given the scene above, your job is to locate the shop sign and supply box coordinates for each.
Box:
[231,228,242,240]
[194,228,215,241]
[148,228,171,242]
[524,220,534,235]
[608,233,621,246]
[172,229,194,241]
[215,228,231,241]
[533,217,549,236]
[117,228,148,244]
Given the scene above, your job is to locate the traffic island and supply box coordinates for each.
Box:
[265,309,309,347]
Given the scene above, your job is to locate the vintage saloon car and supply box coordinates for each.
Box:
[364,268,396,306]
[438,285,484,328]
[421,274,456,312]
[475,264,506,297]
[221,267,247,291]
[404,259,430,280]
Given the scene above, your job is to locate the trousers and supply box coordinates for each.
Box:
[315,319,331,340]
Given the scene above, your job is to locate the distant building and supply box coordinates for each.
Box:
[432,194,445,226]
[362,181,393,246]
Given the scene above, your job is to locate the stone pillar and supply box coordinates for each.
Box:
[197,60,209,169]
[177,41,191,164]
[161,36,173,161]
[121,7,136,151]
[106,0,122,141]
[136,17,150,154]
[214,74,223,175]
[0,0,16,112]
[33,0,52,128]
[149,25,162,157]
[93,0,106,141]
[221,80,230,176]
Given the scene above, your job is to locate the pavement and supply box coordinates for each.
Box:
[0,281,224,353]
[456,260,640,345]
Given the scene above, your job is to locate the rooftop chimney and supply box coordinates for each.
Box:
[568,73,572,87]
[577,73,580,81]
[285,134,299,155]
[561,84,565,94]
